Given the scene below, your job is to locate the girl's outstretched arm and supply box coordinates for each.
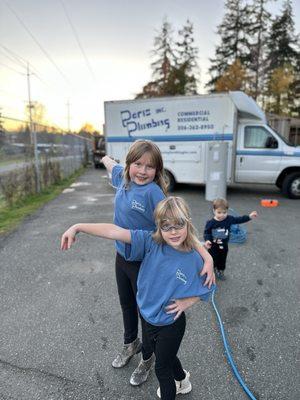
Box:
[101,156,118,174]
[195,243,215,288]
[61,223,131,250]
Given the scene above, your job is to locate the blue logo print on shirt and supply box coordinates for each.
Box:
[176,269,187,285]
[131,200,145,212]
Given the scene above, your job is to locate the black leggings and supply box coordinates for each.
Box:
[142,314,186,400]
[209,242,228,271]
[115,253,152,359]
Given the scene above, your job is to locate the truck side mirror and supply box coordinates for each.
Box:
[265,136,278,149]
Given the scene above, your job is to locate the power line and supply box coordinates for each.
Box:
[0,44,46,82]
[0,48,27,69]
[0,44,42,78]
[0,43,69,103]
[0,44,28,66]
[66,99,71,133]
[59,0,97,83]
[0,62,25,75]
[4,0,71,87]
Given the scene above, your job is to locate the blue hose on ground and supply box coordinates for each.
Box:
[211,289,257,400]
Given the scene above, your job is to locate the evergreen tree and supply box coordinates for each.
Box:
[266,0,298,71]
[150,19,176,88]
[206,0,252,92]
[265,0,299,115]
[290,55,300,116]
[247,0,272,100]
[174,19,199,95]
[136,18,176,98]
[136,19,199,98]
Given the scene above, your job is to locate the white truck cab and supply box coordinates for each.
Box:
[104,91,300,198]
[235,121,300,197]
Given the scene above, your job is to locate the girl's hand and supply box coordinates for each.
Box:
[101,156,118,174]
[61,226,77,250]
[165,297,199,320]
[200,259,216,288]
[249,211,258,219]
[204,240,212,249]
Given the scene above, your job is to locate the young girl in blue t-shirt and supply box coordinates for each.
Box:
[61,196,215,400]
[101,140,167,385]
[100,140,214,385]
[95,140,214,386]
[103,140,167,290]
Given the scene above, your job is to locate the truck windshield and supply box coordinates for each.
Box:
[267,125,296,147]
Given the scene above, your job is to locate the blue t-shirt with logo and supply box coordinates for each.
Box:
[125,230,215,326]
[112,164,165,258]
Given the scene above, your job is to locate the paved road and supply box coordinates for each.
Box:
[0,156,83,174]
[0,167,299,400]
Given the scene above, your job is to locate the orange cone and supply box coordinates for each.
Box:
[260,199,279,207]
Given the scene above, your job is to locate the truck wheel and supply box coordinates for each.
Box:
[282,172,300,199]
[165,170,176,192]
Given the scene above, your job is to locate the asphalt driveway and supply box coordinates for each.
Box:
[0,167,299,400]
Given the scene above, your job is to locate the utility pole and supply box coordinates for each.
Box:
[27,63,40,193]
[66,99,71,133]
[0,107,5,146]
[26,65,34,145]
[0,107,3,134]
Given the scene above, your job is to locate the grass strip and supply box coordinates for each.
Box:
[0,158,25,167]
[0,167,85,235]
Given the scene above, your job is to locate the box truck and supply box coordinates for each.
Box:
[92,135,106,168]
[104,91,300,199]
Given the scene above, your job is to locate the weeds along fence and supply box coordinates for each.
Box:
[0,116,93,206]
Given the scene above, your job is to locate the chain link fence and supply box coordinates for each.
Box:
[0,116,92,205]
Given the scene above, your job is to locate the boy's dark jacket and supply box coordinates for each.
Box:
[204,215,250,245]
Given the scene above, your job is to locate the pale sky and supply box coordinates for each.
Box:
[0,0,299,132]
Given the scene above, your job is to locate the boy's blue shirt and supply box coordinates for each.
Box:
[125,230,215,326]
[112,164,165,258]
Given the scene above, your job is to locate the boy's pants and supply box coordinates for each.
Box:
[209,242,228,271]
[115,253,152,358]
[142,313,186,400]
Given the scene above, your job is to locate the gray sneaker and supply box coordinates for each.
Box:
[130,354,155,386]
[112,338,142,368]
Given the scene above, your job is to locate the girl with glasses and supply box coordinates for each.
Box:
[61,196,215,400]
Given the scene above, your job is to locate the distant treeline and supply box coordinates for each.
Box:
[137,0,300,118]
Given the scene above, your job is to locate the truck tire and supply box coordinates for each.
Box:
[282,172,300,199]
[165,170,176,192]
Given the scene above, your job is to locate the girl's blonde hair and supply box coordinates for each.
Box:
[124,140,168,195]
[152,196,201,251]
